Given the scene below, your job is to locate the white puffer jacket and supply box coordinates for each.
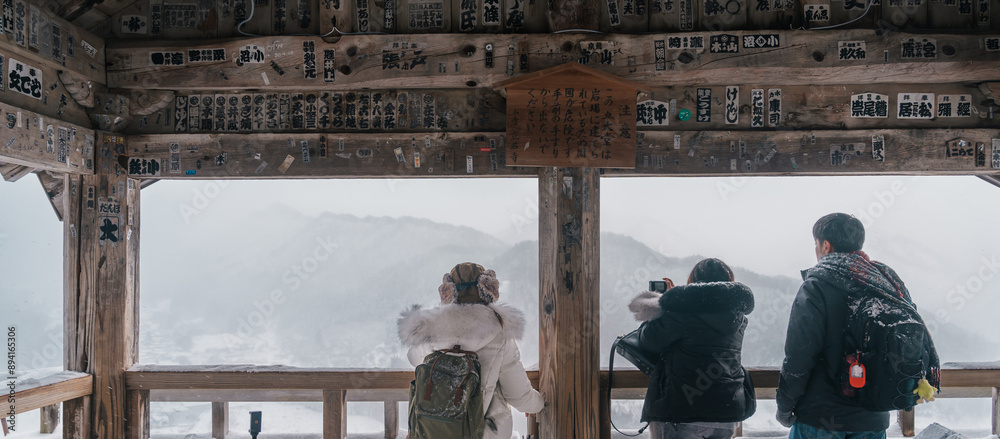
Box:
[398,302,544,439]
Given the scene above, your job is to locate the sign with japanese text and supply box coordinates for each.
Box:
[499,64,643,168]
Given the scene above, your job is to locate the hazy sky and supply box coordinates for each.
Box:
[3,174,1000,341]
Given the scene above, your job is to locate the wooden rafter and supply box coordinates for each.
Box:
[0,162,34,182]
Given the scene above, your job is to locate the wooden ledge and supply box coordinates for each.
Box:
[12,371,92,415]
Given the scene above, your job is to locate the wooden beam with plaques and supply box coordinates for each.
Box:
[495,63,647,168]
[107,31,1000,91]
[122,83,998,136]
[122,128,1000,179]
[0,101,95,174]
[0,1,106,85]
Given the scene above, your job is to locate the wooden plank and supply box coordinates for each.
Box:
[383,401,397,439]
[212,402,228,439]
[0,100,95,174]
[107,31,1000,91]
[122,129,1000,179]
[979,175,1000,189]
[40,404,60,434]
[899,408,915,437]
[11,372,92,415]
[126,390,149,439]
[0,163,33,181]
[0,1,106,84]
[63,173,90,439]
[37,171,66,221]
[127,367,417,390]
[599,372,610,439]
[323,390,347,439]
[538,167,601,439]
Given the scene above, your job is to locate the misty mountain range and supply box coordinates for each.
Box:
[136,208,996,368]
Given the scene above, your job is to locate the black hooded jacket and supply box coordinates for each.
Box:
[776,252,908,432]
[630,281,756,423]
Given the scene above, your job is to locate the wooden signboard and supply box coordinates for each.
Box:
[495,63,648,168]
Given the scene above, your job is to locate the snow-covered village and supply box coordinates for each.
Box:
[1,1,1000,439]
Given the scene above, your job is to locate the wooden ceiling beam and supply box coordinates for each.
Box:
[0,100,96,174]
[0,162,34,182]
[122,128,1000,179]
[107,31,1000,91]
[0,2,107,85]
[37,170,67,221]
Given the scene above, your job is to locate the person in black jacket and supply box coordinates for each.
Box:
[776,213,910,439]
[628,258,756,439]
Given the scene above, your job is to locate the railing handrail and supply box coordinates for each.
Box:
[126,363,1000,391]
[10,371,92,415]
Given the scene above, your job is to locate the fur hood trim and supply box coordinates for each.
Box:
[629,282,754,322]
[397,302,526,349]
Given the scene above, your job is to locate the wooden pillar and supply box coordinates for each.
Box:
[68,133,140,439]
[598,374,610,439]
[40,404,60,434]
[212,402,229,439]
[992,387,999,436]
[898,409,915,437]
[382,401,397,439]
[63,173,91,439]
[538,167,601,439]
[323,390,347,439]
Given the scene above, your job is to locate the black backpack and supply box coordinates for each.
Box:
[840,290,940,411]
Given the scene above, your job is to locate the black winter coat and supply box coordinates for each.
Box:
[776,270,891,432]
[630,281,756,423]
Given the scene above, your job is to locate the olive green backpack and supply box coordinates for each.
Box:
[407,345,485,438]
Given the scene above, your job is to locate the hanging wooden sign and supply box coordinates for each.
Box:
[494,63,646,168]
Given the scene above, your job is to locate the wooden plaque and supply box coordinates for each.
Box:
[496,63,647,168]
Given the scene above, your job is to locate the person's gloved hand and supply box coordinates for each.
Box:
[776,410,796,428]
[913,378,937,403]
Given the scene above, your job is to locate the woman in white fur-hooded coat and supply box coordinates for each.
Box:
[398,262,545,439]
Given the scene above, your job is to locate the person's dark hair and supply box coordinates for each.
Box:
[687,258,735,284]
[812,212,865,253]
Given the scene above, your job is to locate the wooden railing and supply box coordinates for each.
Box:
[124,363,1000,439]
[6,371,92,434]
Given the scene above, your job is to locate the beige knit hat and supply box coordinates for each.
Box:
[438,262,500,305]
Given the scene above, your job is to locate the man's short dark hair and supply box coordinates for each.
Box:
[812,213,865,253]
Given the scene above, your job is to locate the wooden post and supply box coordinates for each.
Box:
[538,167,601,439]
[992,387,999,436]
[212,402,229,439]
[598,374,610,439]
[382,401,397,439]
[898,409,915,437]
[126,391,149,439]
[70,133,140,439]
[323,390,347,439]
[63,173,91,439]
[527,413,539,438]
[40,404,60,434]
[734,422,743,438]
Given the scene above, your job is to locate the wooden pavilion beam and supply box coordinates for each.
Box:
[121,129,1000,179]
[122,83,996,136]
[0,162,34,181]
[107,31,1000,91]
[0,2,106,85]
[0,101,96,174]
[37,170,67,221]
